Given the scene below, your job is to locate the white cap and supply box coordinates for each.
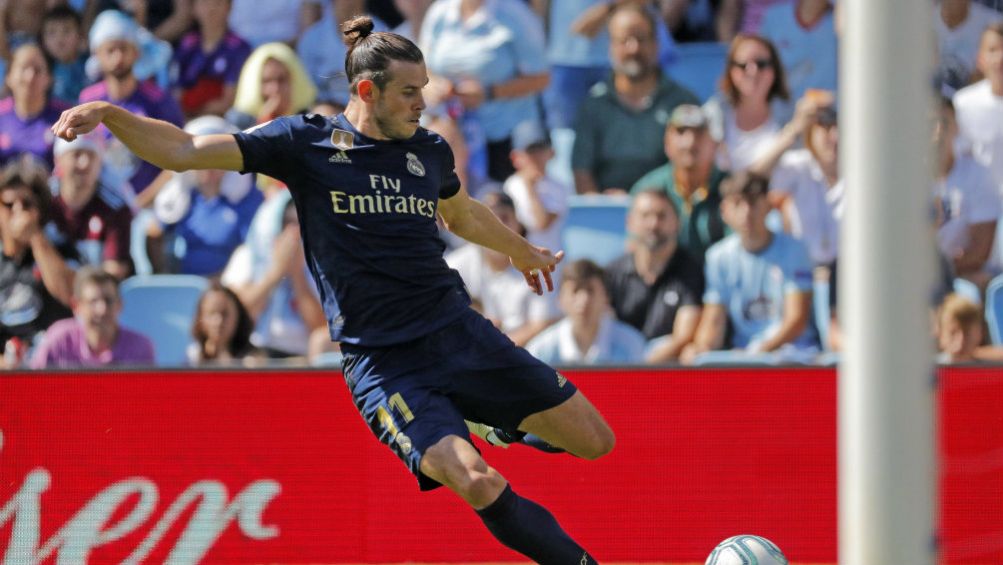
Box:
[89,10,139,51]
[53,134,104,159]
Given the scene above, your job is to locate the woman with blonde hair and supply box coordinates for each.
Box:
[703,34,790,173]
[225,42,317,130]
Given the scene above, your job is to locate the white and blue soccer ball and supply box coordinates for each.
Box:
[705,534,789,565]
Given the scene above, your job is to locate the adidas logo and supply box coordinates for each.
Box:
[329,151,352,164]
[556,372,567,388]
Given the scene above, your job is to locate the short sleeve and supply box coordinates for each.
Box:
[232,117,298,181]
[962,163,1002,224]
[782,239,814,294]
[438,138,462,199]
[702,245,726,305]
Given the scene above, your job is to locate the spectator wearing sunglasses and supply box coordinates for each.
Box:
[702,34,790,173]
[0,160,77,367]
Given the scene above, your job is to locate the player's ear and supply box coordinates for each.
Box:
[357,79,377,102]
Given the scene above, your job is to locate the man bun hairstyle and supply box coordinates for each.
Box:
[342,15,423,92]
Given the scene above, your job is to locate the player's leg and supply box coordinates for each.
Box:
[419,434,599,565]
[518,390,615,460]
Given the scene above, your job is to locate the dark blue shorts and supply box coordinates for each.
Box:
[340,308,577,490]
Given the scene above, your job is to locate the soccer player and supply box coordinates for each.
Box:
[53,16,613,564]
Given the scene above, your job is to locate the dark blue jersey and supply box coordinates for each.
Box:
[233,113,469,346]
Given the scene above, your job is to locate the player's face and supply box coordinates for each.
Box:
[57,148,101,196]
[978,31,1003,81]
[6,45,52,103]
[628,193,678,250]
[665,125,714,170]
[560,277,609,327]
[95,40,138,80]
[729,39,775,102]
[609,11,658,81]
[373,60,428,140]
[74,281,121,334]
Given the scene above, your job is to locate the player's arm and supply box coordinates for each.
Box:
[52,101,244,172]
[439,185,563,294]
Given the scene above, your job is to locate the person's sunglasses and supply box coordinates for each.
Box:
[0,198,37,211]
[731,58,774,72]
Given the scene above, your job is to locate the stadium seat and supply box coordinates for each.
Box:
[986,274,1003,345]
[691,350,782,366]
[119,274,208,366]
[561,194,630,266]
[666,42,728,102]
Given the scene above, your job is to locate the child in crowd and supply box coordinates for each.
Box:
[39,6,88,103]
[503,120,571,255]
[938,293,983,364]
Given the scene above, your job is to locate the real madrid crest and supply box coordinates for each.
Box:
[405,152,425,177]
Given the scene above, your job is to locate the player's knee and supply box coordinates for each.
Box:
[579,426,615,460]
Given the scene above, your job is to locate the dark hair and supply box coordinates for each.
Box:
[482,191,527,237]
[720,170,770,200]
[41,5,83,30]
[720,34,790,106]
[631,188,679,218]
[73,265,119,300]
[192,282,255,361]
[6,41,55,80]
[342,16,423,92]
[0,159,53,224]
[608,3,658,39]
[561,259,606,289]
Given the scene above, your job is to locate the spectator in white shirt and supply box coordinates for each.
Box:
[503,120,572,253]
[446,192,560,346]
[935,96,1001,287]
[953,22,1003,190]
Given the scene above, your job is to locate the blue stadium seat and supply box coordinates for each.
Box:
[561,195,630,266]
[666,42,728,102]
[986,274,1003,345]
[119,275,208,366]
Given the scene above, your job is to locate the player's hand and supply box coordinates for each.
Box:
[51,102,110,141]
[512,247,564,295]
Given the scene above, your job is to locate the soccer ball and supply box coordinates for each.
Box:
[705,534,788,565]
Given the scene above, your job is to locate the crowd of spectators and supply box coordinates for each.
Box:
[3,0,1003,369]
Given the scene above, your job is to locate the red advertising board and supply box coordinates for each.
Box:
[0,367,1000,563]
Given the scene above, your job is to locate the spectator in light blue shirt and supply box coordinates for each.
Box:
[297,0,389,106]
[526,259,648,365]
[682,171,816,363]
[420,0,550,182]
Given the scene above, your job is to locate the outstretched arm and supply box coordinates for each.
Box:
[439,186,563,295]
[52,101,244,172]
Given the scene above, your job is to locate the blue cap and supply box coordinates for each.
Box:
[511,120,550,151]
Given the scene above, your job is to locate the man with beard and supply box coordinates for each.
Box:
[605,189,704,363]
[571,3,698,195]
[79,10,184,207]
[630,104,727,258]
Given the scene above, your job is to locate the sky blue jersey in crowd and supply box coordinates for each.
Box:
[232,113,469,347]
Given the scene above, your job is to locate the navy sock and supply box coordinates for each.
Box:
[475,484,597,565]
[495,429,566,454]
